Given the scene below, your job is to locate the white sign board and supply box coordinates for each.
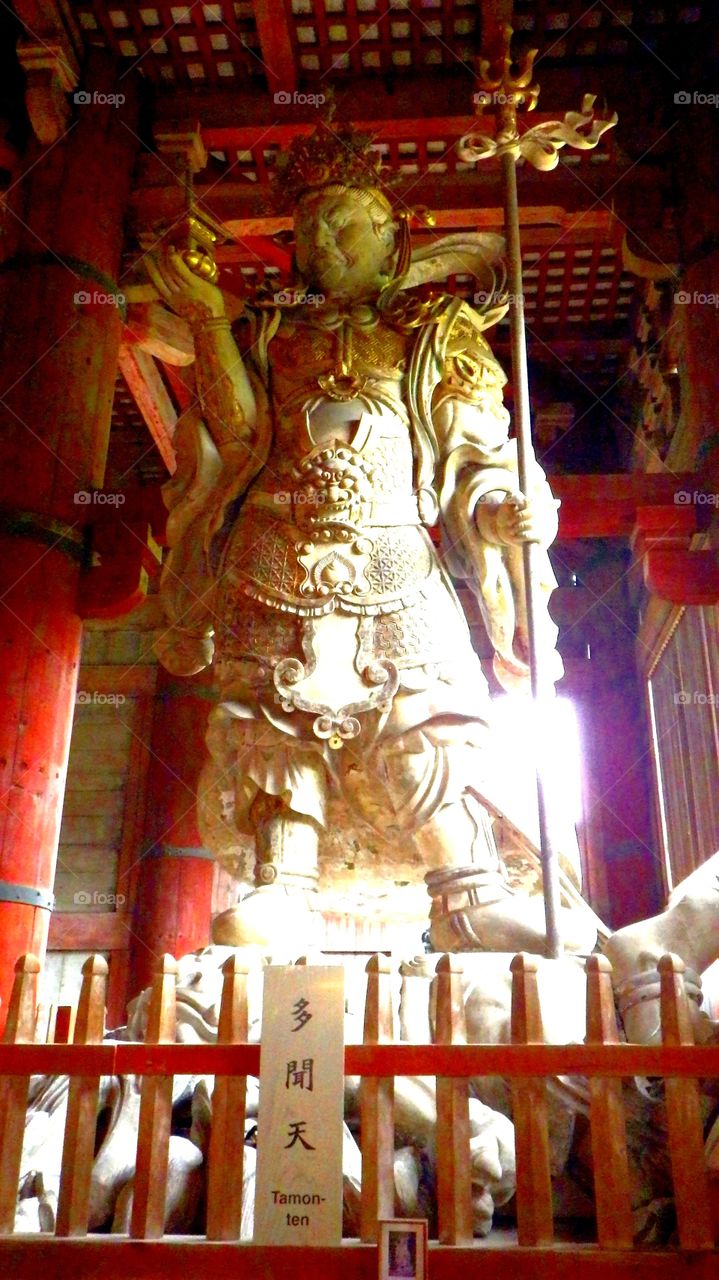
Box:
[254,964,345,1245]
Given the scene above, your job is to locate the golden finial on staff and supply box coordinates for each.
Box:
[460,24,617,169]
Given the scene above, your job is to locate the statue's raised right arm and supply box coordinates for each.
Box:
[146,248,269,675]
[147,247,257,459]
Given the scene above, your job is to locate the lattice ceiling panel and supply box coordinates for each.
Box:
[286,0,478,78]
[67,0,706,87]
[108,372,168,485]
[206,120,617,184]
[192,238,634,350]
[512,0,702,62]
[70,0,263,85]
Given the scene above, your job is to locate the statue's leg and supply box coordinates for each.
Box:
[375,730,596,954]
[206,708,326,956]
[601,850,719,1044]
[212,792,324,954]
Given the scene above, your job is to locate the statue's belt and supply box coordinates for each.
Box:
[244,490,423,527]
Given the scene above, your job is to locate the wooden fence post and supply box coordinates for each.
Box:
[52,1006,77,1045]
[360,954,395,1242]
[585,954,633,1248]
[435,954,473,1244]
[206,954,250,1241]
[130,953,177,1239]
[510,952,553,1245]
[55,955,108,1236]
[0,954,40,1233]
[658,952,713,1249]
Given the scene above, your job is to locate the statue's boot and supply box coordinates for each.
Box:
[426,865,598,955]
[212,803,322,957]
[602,850,719,1044]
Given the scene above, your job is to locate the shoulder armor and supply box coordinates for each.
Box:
[438,300,507,401]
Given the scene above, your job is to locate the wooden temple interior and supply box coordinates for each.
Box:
[0,0,718,1274]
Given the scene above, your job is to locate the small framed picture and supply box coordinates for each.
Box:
[378,1219,428,1280]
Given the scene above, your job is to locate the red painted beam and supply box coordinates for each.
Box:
[0,1240,717,1280]
[253,0,297,95]
[1,1041,718,1078]
[77,516,160,621]
[48,912,131,951]
[554,473,706,540]
[642,549,719,606]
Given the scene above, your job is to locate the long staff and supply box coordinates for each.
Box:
[458,27,617,957]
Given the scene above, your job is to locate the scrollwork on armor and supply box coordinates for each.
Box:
[273,646,399,750]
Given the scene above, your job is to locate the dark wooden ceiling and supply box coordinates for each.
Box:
[66,0,704,87]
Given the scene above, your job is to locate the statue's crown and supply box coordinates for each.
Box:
[274,121,392,212]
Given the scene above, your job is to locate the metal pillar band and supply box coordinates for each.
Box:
[0,880,55,911]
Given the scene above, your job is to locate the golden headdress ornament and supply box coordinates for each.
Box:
[273,119,394,215]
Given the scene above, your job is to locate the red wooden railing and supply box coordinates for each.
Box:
[0,948,718,1279]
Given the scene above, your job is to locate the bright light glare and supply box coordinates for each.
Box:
[490,694,584,827]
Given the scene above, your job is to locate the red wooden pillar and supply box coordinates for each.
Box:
[0,54,139,1029]
[128,666,215,996]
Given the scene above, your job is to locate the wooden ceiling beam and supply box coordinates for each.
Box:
[155,64,648,135]
[555,474,706,540]
[123,302,195,367]
[132,164,665,240]
[49,912,130,951]
[253,0,298,96]
[14,0,81,143]
[205,216,624,274]
[118,344,177,474]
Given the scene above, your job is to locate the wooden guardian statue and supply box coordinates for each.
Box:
[147,122,599,956]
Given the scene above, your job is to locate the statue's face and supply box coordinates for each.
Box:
[294,189,396,300]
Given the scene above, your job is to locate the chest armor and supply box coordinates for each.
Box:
[214,312,478,730]
[220,315,439,619]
